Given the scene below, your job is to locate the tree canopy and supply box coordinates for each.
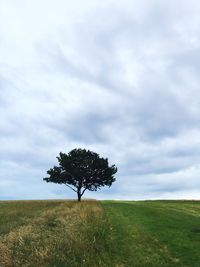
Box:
[43,148,117,201]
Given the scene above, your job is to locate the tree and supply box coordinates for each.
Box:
[43,148,117,201]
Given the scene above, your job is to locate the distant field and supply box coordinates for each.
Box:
[0,200,199,267]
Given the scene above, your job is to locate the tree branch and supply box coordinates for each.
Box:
[81,187,88,196]
[65,184,77,193]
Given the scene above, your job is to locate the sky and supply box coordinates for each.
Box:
[1,0,200,200]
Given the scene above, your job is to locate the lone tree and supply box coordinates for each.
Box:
[43,148,117,201]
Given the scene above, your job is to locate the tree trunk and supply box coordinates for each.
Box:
[77,191,81,202]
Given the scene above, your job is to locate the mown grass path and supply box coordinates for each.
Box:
[102,201,200,267]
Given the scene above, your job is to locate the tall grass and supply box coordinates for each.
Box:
[0,200,63,235]
[0,201,113,267]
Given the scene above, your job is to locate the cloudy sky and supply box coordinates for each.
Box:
[1,0,200,200]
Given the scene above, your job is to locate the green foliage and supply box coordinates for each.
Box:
[43,148,117,201]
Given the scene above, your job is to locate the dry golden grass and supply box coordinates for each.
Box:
[0,242,12,267]
[0,201,110,267]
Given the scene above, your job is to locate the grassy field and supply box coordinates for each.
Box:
[0,200,199,267]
